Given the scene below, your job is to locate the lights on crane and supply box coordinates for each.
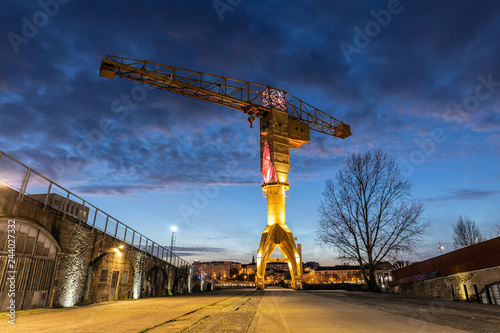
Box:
[262,141,278,184]
[262,89,287,111]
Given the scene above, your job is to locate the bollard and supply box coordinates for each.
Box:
[463,285,470,302]
[474,285,480,303]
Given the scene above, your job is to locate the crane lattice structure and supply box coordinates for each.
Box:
[99,55,351,289]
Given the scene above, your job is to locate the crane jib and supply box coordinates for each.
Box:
[99,56,351,139]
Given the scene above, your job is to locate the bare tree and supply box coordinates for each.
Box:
[491,224,500,238]
[452,216,483,249]
[317,149,428,290]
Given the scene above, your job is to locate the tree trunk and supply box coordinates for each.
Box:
[367,266,379,291]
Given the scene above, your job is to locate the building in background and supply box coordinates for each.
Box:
[241,255,256,275]
[304,261,320,272]
[303,265,364,284]
[30,193,89,222]
[194,255,294,284]
[195,258,394,287]
[193,260,242,280]
[375,262,393,288]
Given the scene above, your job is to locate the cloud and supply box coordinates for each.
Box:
[2,0,500,197]
[155,246,226,258]
[425,189,500,202]
[174,246,225,253]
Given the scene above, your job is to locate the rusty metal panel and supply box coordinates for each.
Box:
[459,246,477,263]
[449,251,463,266]
[484,237,500,257]
[391,237,500,285]
[420,260,434,274]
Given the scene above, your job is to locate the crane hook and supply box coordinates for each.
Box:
[247,116,255,128]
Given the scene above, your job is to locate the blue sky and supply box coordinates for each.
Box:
[1,0,499,265]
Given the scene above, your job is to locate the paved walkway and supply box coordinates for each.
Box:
[248,287,465,332]
[304,289,500,332]
[2,287,498,332]
[1,291,253,332]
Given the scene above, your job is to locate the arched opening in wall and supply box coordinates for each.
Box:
[146,267,167,297]
[479,282,500,305]
[174,276,187,295]
[86,251,135,303]
[0,218,59,311]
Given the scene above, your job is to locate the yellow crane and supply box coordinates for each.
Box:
[99,55,351,289]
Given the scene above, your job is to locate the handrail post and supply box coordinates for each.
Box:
[62,191,70,220]
[91,208,98,232]
[43,183,52,211]
[114,221,119,240]
[104,216,109,234]
[79,200,86,224]
[18,168,31,201]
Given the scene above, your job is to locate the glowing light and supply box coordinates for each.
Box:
[262,141,278,184]
[119,245,124,249]
[61,257,86,307]
[63,287,76,307]
[171,226,178,232]
[113,248,119,253]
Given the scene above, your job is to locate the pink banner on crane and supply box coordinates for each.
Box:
[262,141,278,184]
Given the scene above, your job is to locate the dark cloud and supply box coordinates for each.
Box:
[173,246,225,253]
[425,189,500,202]
[1,1,500,264]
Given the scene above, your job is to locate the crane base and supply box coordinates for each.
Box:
[256,223,302,290]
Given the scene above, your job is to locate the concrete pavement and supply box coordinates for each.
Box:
[248,287,466,332]
[1,291,250,332]
[2,287,494,332]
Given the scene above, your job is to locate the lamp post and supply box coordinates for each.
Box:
[438,242,444,255]
[170,226,177,265]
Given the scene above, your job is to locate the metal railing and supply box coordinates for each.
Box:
[0,150,191,271]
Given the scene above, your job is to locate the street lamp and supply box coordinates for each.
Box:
[438,243,444,255]
[170,226,177,265]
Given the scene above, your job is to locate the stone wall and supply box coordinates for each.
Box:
[0,186,195,310]
[132,251,145,299]
[51,221,93,307]
[391,265,500,301]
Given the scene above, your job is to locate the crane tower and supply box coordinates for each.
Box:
[99,56,351,289]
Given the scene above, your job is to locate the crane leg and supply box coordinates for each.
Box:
[256,184,303,290]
